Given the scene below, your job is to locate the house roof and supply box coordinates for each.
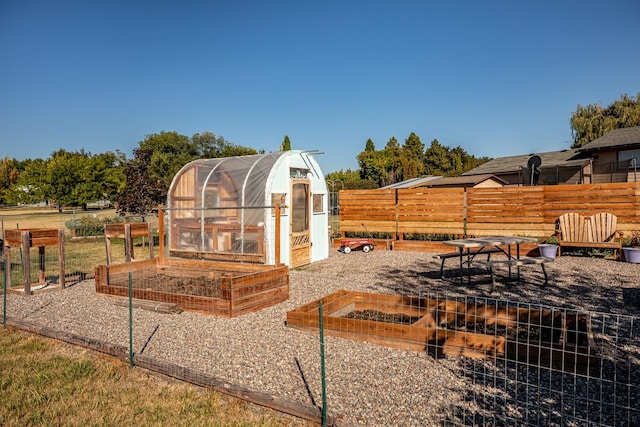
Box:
[578,126,640,152]
[422,174,508,187]
[379,175,441,189]
[461,149,591,176]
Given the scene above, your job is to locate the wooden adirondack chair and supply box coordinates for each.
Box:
[556,213,623,259]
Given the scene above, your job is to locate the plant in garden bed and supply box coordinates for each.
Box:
[65,214,144,237]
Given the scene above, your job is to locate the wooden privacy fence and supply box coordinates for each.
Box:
[339,182,640,240]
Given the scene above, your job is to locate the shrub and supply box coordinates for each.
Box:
[65,215,128,237]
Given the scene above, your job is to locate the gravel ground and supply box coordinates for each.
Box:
[3,249,640,426]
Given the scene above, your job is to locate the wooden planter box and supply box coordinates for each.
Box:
[286,290,597,373]
[95,257,289,317]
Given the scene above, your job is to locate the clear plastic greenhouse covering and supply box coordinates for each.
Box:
[166,152,287,256]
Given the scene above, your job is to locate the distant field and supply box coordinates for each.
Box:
[1,207,160,278]
[0,207,158,234]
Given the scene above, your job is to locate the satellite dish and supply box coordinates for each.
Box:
[527,155,542,186]
[527,155,542,169]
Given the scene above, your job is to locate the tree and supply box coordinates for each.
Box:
[5,150,122,210]
[117,148,165,215]
[138,131,196,189]
[280,135,291,151]
[192,131,258,158]
[118,131,259,214]
[86,151,126,205]
[381,137,402,185]
[357,139,386,184]
[46,149,125,210]
[5,158,47,205]
[0,156,20,204]
[138,131,259,190]
[400,133,425,180]
[326,169,377,190]
[570,92,640,148]
[424,139,451,175]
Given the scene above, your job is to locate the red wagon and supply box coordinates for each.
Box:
[338,238,374,254]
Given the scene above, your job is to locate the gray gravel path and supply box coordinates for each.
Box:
[3,249,640,426]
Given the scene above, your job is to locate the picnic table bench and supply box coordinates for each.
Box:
[475,256,553,292]
[556,212,623,260]
[433,247,503,279]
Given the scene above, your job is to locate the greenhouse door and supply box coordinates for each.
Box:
[290,181,311,267]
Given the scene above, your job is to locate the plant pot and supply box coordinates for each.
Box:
[538,244,558,259]
[622,247,640,263]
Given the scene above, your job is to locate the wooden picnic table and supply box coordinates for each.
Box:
[441,236,551,290]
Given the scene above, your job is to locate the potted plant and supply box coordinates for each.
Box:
[622,231,640,263]
[538,236,559,259]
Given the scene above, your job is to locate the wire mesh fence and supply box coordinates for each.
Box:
[1,242,639,426]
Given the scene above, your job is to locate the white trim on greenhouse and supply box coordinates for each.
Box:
[166,150,329,267]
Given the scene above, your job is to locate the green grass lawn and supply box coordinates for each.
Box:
[0,328,313,427]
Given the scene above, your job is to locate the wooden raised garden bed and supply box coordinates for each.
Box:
[286,290,597,373]
[95,257,289,317]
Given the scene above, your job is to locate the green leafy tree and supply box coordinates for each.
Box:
[139,131,258,191]
[0,157,20,204]
[47,149,123,210]
[84,151,126,205]
[570,92,640,148]
[119,131,259,214]
[5,158,47,205]
[139,131,196,190]
[45,150,94,210]
[219,144,260,157]
[192,131,258,158]
[6,150,124,210]
[326,169,377,190]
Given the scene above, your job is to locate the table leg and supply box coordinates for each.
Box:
[540,263,548,286]
[466,248,472,285]
[507,244,513,279]
[516,243,521,282]
[458,248,464,285]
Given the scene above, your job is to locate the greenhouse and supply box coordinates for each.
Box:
[166,150,329,268]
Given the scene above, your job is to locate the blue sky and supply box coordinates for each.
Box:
[1,1,639,175]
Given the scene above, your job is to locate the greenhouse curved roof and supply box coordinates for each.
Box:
[168,152,287,211]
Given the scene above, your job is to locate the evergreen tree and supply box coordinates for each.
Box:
[400,133,425,180]
[280,135,292,151]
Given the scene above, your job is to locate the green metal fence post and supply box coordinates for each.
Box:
[128,271,133,370]
[3,255,6,328]
[319,300,327,427]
